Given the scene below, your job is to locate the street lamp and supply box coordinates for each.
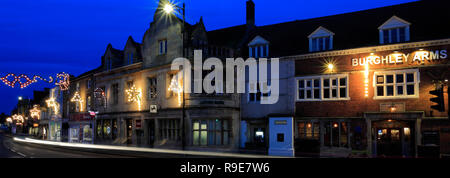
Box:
[18,96,22,101]
[163,1,187,150]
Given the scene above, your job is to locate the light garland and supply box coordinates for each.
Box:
[0,72,69,90]
[0,74,53,89]
[71,91,84,112]
[364,54,373,97]
[126,85,142,111]
[30,105,41,120]
[168,74,183,106]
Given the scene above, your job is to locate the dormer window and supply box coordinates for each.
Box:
[309,26,334,52]
[379,16,410,44]
[106,57,112,71]
[126,53,134,65]
[248,36,269,58]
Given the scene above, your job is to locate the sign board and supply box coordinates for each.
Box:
[135,120,142,129]
[268,117,294,157]
[150,105,158,113]
[380,102,405,113]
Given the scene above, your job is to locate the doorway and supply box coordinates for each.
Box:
[376,128,402,156]
[148,120,155,147]
[126,119,133,145]
[373,120,413,157]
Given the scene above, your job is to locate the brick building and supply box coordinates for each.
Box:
[281,0,450,157]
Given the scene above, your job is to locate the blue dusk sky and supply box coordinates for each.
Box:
[0,0,417,114]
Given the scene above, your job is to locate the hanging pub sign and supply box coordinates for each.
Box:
[352,49,447,67]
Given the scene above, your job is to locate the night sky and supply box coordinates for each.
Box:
[0,0,417,115]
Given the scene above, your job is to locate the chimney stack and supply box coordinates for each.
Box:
[246,0,255,27]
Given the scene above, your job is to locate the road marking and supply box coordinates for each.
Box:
[9,148,26,158]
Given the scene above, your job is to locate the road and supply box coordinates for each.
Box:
[0,132,134,158]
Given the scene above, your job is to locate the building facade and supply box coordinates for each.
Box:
[283,0,450,157]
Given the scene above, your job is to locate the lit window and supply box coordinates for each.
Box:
[373,69,419,99]
[297,74,349,101]
[192,119,231,146]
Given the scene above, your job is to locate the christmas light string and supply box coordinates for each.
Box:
[0,72,70,90]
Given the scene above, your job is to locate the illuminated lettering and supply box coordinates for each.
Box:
[430,50,440,60]
[441,50,447,59]
[373,56,381,64]
[352,58,359,66]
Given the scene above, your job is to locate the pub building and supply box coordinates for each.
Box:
[281,0,450,157]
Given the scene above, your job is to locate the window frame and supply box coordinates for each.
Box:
[373,69,420,100]
[296,74,350,102]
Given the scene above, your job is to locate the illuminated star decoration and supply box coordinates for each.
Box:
[46,97,59,115]
[168,73,183,106]
[71,91,84,112]
[0,74,53,89]
[126,85,142,111]
[55,72,70,91]
[30,105,41,120]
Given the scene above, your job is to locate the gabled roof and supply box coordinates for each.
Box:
[207,24,249,48]
[308,26,335,38]
[246,0,450,57]
[125,36,143,59]
[378,15,411,29]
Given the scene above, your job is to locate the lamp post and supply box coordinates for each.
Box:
[164,1,186,150]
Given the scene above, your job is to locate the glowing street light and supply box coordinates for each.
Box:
[163,0,187,150]
[163,3,174,14]
[18,96,22,101]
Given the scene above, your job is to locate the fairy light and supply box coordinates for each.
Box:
[126,85,142,111]
[30,105,41,120]
[168,74,183,106]
[71,91,84,112]
[12,114,24,124]
[55,72,70,91]
[0,73,69,89]
[46,96,59,115]
[364,55,370,97]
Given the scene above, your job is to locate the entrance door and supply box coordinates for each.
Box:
[148,120,155,147]
[376,128,402,156]
[126,119,133,145]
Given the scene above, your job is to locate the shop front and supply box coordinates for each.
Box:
[69,112,95,144]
